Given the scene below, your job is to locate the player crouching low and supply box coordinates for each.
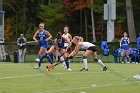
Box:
[68,36,108,71]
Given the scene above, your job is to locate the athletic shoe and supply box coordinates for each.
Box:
[133,74,140,79]
[121,62,124,64]
[80,68,88,71]
[46,64,55,72]
[67,68,72,71]
[46,66,51,71]
[34,65,40,69]
[103,66,108,71]
[35,58,40,62]
[127,62,130,64]
[136,62,138,64]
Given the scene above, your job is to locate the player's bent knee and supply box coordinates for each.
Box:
[83,56,87,59]
[94,59,98,62]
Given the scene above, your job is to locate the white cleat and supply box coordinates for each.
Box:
[34,65,40,69]
[136,62,138,64]
[133,74,140,79]
[35,58,40,62]
[127,62,130,64]
[67,68,72,71]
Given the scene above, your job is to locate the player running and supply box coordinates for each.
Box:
[68,36,108,71]
[33,23,53,69]
[120,32,130,64]
[35,32,72,71]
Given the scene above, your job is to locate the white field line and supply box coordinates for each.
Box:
[46,81,140,93]
[0,74,42,80]
[0,72,111,80]
[0,71,119,80]
[0,71,101,80]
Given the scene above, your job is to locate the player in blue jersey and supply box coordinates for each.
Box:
[33,23,53,69]
[120,32,130,64]
[36,32,72,71]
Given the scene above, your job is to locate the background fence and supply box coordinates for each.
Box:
[0,42,138,63]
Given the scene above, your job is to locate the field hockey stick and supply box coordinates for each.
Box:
[26,41,36,43]
[46,53,65,71]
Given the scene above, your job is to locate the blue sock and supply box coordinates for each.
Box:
[65,60,69,69]
[122,56,125,62]
[39,53,47,61]
[126,56,129,62]
[114,57,117,63]
[46,55,53,64]
[38,61,41,67]
[38,53,47,67]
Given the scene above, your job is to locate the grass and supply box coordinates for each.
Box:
[0,62,140,93]
[9,54,114,63]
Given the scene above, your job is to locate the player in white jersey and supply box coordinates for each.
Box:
[68,36,108,71]
[61,26,72,68]
[62,26,72,48]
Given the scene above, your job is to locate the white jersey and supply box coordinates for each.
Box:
[62,33,70,47]
[81,42,95,49]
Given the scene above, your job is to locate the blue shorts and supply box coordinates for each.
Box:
[40,44,48,49]
[53,43,65,50]
[122,45,129,50]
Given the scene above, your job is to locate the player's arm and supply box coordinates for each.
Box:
[22,38,26,45]
[46,31,52,41]
[68,34,72,42]
[120,38,122,47]
[128,38,130,44]
[55,40,59,61]
[69,42,81,57]
[33,30,39,42]
[63,37,72,50]
[17,38,20,45]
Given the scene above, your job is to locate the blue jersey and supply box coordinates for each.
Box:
[58,37,65,49]
[38,30,48,48]
[53,37,65,50]
[137,37,140,49]
[121,37,129,50]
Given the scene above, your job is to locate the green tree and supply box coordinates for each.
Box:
[38,1,65,36]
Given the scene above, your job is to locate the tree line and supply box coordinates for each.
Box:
[3,0,140,42]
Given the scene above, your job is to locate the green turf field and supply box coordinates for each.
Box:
[0,62,140,93]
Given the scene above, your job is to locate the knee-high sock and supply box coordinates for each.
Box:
[39,53,47,61]
[38,60,41,67]
[46,55,53,64]
[98,59,105,67]
[38,56,43,67]
[62,61,66,66]
[126,56,129,62]
[68,59,71,67]
[65,59,69,69]
[38,53,47,67]
[122,56,125,62]
[83,58,88,69]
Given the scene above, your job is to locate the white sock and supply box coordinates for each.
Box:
[98,59,105,67]
[83,59,88,69]
[68,59,70,67]
[60,56,64,61]
[62,61,66,66]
